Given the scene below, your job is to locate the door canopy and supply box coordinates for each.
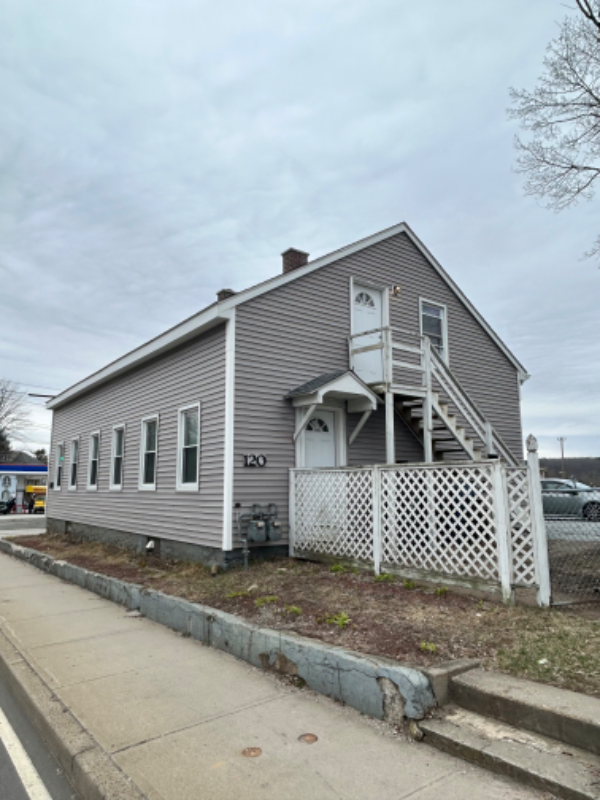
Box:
[286,370,380,444]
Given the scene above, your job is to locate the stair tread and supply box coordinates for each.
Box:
[453,669,600,751]
[421,706,600,799]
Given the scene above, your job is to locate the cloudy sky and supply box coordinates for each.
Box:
[1,0,598,458]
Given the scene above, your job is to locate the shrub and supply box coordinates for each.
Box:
[435,586,448,596]
[420,642,437,653]
[285,605,302,615]
[329,564,346,574]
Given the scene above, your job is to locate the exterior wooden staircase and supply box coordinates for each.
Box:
[395,346,520,466]
[398,395,484,462]
[349,325,521,467]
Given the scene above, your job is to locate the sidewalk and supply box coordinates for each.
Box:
[0,551,550,800]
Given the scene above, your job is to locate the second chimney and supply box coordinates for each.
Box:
[282,248,309,274]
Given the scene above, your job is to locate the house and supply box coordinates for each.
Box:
[46,222,528,565]
[0,452,48,512]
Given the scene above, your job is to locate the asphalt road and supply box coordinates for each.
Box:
[0,516,46,536]
[0,671,78,800]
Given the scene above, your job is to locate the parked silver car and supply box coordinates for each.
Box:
[540,479,600,520]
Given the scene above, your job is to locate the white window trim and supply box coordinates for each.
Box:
[419,297,449,365]
[87,431,100,491]
[139,414,159,491]
[295,404,347,469]
[69,436,80,491]
[110,424,126,491]
[55,441,65,491]
[176,403,201,492]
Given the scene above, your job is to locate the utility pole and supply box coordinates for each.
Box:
[557,437,567,477]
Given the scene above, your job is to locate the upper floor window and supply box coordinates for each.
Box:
[139,416,158,490]
[88,432,99,489]
[420,300,447,362]
[69,438,79,489]
[111,426,125,490]
[177,404,200,490]
[55,443,64,489]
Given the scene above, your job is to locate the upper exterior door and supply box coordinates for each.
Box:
[304,411,336,468]
[352,285,384,384]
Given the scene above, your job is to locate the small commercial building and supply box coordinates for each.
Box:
[0,452,48,512]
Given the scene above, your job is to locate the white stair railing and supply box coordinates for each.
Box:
[427,344,519,466]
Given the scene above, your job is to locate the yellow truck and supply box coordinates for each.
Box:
[26,485,46,514]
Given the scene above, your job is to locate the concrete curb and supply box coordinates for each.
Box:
[0,539,438,722]
[0,628,147,800]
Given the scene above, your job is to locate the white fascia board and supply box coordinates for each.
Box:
[48,220,527,409]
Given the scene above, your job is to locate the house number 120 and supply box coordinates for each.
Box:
[243,454,267,467]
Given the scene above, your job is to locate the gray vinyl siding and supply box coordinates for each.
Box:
[346,409,424,466]
[233,232,522,544]
[47,325,226,547]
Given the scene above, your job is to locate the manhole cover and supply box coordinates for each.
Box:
[241,747,262,758]
[298,733,318,744]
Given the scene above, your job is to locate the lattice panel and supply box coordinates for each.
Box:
[380,465,499,581]
[506,467,536,587]
[293,470,374,562]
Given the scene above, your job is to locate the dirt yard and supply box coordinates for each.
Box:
[11,533,600,698]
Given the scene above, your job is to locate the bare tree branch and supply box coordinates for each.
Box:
[575,0,600,32]
[509,2,600,261]
[0,380,31,451]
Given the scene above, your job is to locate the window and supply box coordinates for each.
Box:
[139,416,158,489]
[306,418,330,433]
[355,291,375,308]
[69,438,79,489]
[55,443,64,489]
[88,433,99,489]
[111,426,125,490]
[420,300,447,361]
[177,404,200,490]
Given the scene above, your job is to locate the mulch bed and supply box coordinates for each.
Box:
[11,533,600,698]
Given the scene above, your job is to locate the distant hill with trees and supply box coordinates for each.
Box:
[539,457,600,486]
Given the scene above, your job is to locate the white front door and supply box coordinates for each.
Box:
[352,285,384,384]
[304,411,336,468]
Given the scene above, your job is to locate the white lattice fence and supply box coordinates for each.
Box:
[380,464,499,581]
[506,467,536,587]
[292,469,374,561]
[290,453,550,605]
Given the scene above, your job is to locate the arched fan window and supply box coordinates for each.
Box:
[306,418,329,433]
[354,291,375,307]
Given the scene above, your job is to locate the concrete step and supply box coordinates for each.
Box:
[451,669,600,757]
[421,706,600,800]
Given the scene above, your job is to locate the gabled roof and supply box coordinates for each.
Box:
[286,371,348,397]
[286,370,380,412]
[48,222,527,410]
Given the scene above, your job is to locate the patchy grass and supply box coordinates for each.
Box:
[323,611,351,628]
[10,533,600,698]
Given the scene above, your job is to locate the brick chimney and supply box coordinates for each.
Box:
[217,288,236,302]
[282,248,309,274]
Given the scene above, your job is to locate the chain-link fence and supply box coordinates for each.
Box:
[543,485,600,605]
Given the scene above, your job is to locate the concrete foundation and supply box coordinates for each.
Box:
[46,517,287,567]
